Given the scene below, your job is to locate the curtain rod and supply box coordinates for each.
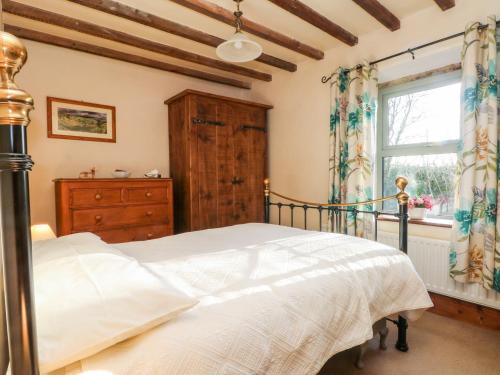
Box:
[321,20,500,84]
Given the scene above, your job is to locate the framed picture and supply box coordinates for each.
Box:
[47,97,116,143]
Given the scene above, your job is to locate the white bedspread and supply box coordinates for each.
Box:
[53,223,432,375]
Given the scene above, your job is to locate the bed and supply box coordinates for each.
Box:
[0,34,429,373]
[1,133,433,375]
[0,27,433,375]
[45,222,431,375]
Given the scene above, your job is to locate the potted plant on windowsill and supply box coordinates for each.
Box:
[408,195,433,220]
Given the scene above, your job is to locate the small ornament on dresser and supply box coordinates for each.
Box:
[112,169,131,178]
[145,169,161,178]
[79,166,96,179]
[408,195,433,220]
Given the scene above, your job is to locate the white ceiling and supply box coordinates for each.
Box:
[5,0,442,83]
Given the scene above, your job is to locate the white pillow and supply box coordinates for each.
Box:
[33,233,198,373]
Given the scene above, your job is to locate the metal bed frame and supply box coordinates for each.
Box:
[263,177,411,353]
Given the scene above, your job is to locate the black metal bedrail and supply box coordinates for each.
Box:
[266,202,403,243]
[263,177,408,254]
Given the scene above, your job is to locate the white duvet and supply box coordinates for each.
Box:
[52,223,432,375]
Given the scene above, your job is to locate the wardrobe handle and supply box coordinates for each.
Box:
[231,177,244,185]
[95,215,102,223]
[146,211,153,217]
[145,192,152,198]
[240,124,266,132]
[147,233,153,239]
[192,118,225,126]
[95,193,102,201]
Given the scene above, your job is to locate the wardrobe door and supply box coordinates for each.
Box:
[189,95,219,230]
[232,105,267,224]
[189,95,234,230]
[215,101,236,227]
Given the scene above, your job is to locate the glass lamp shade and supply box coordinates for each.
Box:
[31,224,56,242]
[216,32,262,63]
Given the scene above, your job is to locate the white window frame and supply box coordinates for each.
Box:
[376,70,462,212]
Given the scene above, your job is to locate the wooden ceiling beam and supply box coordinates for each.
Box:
[433,0,455,11]
[170,0,325,59]
[3,0,271,82]
[67,0,296,72]
[267,0,358,45]
[5,25,251,89]
[352,0,400,31]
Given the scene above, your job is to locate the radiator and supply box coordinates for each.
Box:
[378,232,500,310]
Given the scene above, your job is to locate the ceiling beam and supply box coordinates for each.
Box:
[352,0,400,31]
[170,0,325,59]
[433,0,455,11]
[3,0,271,82]
[6,25,251,89]
[67,0,296,72]
[266,0,358,45]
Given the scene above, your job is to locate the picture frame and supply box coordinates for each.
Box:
[47,97,116,143]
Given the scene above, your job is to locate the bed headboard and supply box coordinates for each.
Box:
[263,177,409,254]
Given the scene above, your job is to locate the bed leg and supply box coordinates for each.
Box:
[379,326,388,350]
[395,315,409,352]
[355,341,369,369]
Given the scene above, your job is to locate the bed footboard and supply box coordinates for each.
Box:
[263,177,410,353]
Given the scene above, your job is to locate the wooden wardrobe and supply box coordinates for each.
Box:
[165,90,272,233]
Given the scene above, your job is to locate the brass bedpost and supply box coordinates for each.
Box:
[0,32,39,374]
[264,178,270,224]
[395,176,409,255]
[394,176,409,353]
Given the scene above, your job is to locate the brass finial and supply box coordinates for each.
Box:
[0,32,34,126]
[395,176,408,191]
[264,178,270,197]
[395,176,409,205]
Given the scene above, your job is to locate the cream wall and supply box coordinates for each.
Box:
[17,40,256,230]
[251,0,500,240]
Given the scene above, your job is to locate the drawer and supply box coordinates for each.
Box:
[95,225,172,244]
[71,188,122,207]
[125,186,170,204]
[72,204,171,231]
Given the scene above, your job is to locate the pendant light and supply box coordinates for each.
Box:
[216,0,262,63]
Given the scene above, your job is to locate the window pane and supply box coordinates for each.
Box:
[386,82,460,146]
[382,154,456,218]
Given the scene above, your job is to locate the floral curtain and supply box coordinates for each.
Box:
[329,64,377,237]
[450,16,500,292]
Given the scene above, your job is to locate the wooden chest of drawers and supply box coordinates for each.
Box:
[54,178,173,243]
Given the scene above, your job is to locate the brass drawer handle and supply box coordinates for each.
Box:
[95,193,102,200]
[146,211,153,217]
[95,215,102,223]
[145,192,152,198]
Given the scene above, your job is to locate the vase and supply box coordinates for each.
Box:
[409,207,426,220]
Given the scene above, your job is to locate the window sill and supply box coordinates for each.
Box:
[377,215,452,228]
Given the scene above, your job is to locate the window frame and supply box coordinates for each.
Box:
[376,70,462,214]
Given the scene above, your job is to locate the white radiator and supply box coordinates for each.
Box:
[378,232,500,310]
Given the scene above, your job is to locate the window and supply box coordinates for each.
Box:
[377,71,461,219]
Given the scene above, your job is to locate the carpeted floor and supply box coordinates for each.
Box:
[319,312,500,375]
